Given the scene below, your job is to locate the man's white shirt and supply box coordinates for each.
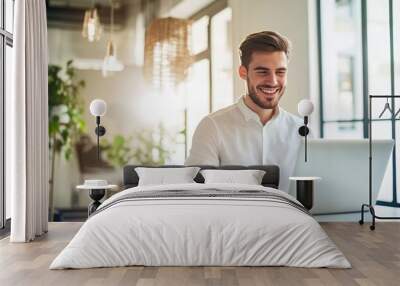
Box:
[185,96,306,192]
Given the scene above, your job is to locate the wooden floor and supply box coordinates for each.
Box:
[0,222,399,286]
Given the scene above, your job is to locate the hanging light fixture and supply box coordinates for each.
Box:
[144,17,192,90]
[82,1,103,42]
[102,0,124,77]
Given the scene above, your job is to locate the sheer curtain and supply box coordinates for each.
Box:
[8,0,49,242]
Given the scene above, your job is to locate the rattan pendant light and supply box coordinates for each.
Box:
[144,17,192,90]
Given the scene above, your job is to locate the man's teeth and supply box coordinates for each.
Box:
[259,87,278,94]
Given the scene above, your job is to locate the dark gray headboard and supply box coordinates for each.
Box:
[123,165,280,189]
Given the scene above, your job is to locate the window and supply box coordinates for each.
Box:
[1,0,14,230]
[185,0,233,155]
[336,54,356,130]
[211,7,233,112]
[318,0,400,207]
[186,59,210,149]
[319,0,363,138]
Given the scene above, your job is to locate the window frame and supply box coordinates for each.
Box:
[317,0,400,207]
[183,0,230,157]
[1,0,14,231]
[189,0,228,113]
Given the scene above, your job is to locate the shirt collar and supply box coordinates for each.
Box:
[237,96,281,124]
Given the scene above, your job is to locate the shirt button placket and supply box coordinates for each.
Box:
[262,124,268,165]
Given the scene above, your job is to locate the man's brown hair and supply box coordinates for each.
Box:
[239,31,291,68]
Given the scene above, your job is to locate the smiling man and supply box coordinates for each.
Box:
[185,31,305,192]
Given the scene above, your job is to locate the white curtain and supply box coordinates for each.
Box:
[9,0,49,242]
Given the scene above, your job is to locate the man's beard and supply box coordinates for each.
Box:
[247,78,284,109]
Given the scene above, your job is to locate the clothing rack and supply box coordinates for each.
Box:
[359,94,400,230]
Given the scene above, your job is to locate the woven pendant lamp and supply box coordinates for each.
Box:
[144,17,192,90]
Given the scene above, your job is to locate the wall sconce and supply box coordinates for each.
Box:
[298,99,314,162]
[90,99,107,160]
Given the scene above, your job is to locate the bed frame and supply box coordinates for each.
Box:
[122,165,280,189]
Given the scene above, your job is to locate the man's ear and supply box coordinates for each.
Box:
[238,65,248,80]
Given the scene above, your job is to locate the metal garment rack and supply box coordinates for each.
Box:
[359,95,400,230]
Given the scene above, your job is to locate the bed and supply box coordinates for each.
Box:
[50,165,350,269]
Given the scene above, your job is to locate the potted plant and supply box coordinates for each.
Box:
[101,124,173,168]
[48,60,86,220]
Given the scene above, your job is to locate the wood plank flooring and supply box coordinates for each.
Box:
[0,222,399,286]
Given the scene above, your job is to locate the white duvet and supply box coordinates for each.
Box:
[50,183,351,269]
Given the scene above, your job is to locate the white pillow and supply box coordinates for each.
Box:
[135,167,201,186]
[200,169,266,185]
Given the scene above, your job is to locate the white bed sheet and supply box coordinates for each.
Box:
[50,183,351,269]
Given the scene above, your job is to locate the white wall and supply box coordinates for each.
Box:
[48,2,186,209]
[229,0,320,134]
[48,0,320,209]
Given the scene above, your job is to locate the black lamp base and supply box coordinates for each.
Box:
[95,126,106,136]
[88,189,105,216]
[298,126,309,136]
[296,180,314,210]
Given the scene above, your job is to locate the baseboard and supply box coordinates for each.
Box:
[0,218,11,239]
[53,208,87,222]
[313,210,369,216]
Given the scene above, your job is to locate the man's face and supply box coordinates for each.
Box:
[239,51,288,109]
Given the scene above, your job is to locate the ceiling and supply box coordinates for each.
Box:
[46,0,129,30]
[46,0,216,30]
[48,0,127,8]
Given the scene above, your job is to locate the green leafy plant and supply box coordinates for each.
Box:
[100,135,135,167]
[48,60,86,220]
[101,124,173,168]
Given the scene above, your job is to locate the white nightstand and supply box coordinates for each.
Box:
[289,177,321,210]
[77,183,118,216]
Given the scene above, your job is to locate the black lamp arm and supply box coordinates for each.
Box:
[94,116,106,160]
[298,116,310,162]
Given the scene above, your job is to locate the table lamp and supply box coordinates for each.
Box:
[298,99,314,162]
[89,99,107,160]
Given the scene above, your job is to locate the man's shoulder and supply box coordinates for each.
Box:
[207,102,240,122]
[279,108,303,127]
[195,102,240,134]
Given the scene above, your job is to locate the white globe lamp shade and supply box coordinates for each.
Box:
[298,99,314,117]
[90,99,107,116]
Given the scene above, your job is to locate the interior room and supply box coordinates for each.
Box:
[1,0,400,285]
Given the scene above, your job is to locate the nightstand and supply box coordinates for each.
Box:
[289,177,321,211]
[77,182,118,216]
